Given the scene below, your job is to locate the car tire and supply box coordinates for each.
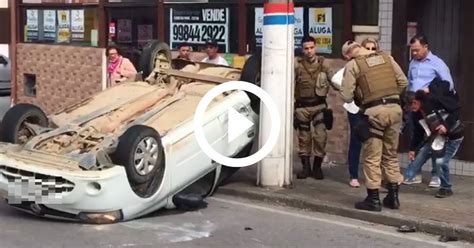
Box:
[139,40,172,78]
[111,125,165,185]
[0,103,48,144]
[240,54,262,114]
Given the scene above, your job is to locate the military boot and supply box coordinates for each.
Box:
[355,189,382,212]
[383,183,400,209]
[297,156,311,179]
[312,156,324,180]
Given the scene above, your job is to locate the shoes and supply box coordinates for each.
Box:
[297,156,311,179]
[403,174,422,185]
[172,193,208,211]
[349,179,360,188]
[355,189,382,212]
[312,156,324,180]
[382,183,400,209]
[429,176,441,188]
[435,188,453,198]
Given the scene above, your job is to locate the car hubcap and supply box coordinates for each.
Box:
[134,137,159,176]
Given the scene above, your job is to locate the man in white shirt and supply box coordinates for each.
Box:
[201,39,229,66]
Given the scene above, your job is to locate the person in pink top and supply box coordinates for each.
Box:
[106,45,137,87]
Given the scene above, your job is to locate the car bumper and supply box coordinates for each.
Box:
[0,150,157,223]
[0,81,11,91]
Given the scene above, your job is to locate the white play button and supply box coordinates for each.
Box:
[194,80,280,168]
[227,107,254,143]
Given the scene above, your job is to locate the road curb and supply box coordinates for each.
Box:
[217,186,474,243]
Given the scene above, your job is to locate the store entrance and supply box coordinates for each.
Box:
[106,7,158,68]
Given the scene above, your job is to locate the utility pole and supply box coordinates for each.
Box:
[257,0,294,187]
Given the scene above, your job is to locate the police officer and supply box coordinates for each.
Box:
[294,36,336,180]
[340,40,408,211]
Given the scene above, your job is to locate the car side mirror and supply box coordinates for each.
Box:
[0,56,7,65]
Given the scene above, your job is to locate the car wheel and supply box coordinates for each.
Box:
[240,54,262,114]
[111,125,165,185]
[0,103,48,145]
[139,40,172,78]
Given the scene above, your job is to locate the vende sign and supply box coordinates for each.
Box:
[170,7,229,52]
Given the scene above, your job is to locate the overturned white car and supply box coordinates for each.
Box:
[0,42,261,223]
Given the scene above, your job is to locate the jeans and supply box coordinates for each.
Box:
[347,112,362,179]
[404,137,463,189]
[405,111,436,176]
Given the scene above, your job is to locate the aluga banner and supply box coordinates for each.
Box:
[309,7,333,54]
[255,7,304,49]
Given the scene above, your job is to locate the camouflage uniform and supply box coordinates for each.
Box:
[294,56,335,180]
[341,48,408,211]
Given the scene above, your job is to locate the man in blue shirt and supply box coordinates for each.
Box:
[408,35,454,92]
[403,34,455,187]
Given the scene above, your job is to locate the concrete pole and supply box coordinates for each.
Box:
[257,0,294,187]
[9,0,17,106]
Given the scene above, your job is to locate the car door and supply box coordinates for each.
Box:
[166,95,229,192]
[0,55,11,91]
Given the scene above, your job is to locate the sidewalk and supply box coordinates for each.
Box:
[216,161,474,242]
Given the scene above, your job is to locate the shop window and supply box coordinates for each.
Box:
[352,0,379,26]
[0,9,11,44]
[106,7,158,67]
[22,7,100,47]
[246,3,345,58]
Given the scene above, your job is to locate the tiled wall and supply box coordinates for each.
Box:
[378,0,393,53]
[287,59,349,165]
[16,43,105,115]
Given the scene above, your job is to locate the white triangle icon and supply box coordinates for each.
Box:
[228,107,254,143]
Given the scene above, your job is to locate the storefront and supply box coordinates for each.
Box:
[247,0,349,56]
[9,0,364,165]
[391,0,474,162]
[0,0,10,56]
[105,1,159,66]
[15,0,356,61]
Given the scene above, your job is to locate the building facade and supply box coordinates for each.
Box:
[388,0,474,173]
[0,0,10,57]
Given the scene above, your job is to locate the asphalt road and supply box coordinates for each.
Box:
[0,194,471,248]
